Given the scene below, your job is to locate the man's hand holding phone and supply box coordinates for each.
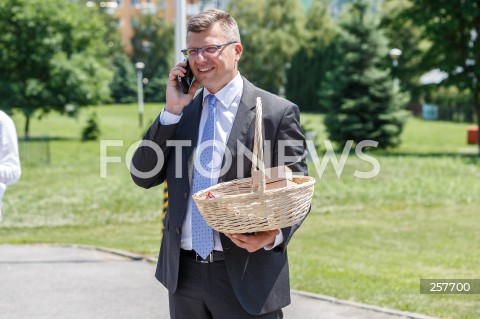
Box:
[165,60,200,115]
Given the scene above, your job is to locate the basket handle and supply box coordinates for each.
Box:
[251,97,265,193]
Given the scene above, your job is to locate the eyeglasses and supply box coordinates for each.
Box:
[181,41,237,59]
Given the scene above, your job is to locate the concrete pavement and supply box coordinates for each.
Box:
[0,245,437,319]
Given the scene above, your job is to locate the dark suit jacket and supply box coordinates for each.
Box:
[131,77,308,315]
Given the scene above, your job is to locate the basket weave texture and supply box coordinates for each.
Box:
[192,97,316,233]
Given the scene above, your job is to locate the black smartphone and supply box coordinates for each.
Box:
[177,59,194,94]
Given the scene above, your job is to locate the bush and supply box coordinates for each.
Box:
[144,73,168,103]
[81,113,101,141]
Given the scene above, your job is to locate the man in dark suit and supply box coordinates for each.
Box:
[131,9,308,319]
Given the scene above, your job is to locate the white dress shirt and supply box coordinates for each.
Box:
[0,111,21,222]
[160,72,283,251]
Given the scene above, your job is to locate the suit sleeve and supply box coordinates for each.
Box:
[130,115,177,189]
[272,103,309,252]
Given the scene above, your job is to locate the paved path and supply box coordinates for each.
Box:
[0,245,437,319]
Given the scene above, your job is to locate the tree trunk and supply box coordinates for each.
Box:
[474,89,480,155]
[24,114,30,139]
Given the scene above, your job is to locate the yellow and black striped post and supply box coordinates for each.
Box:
[161,181,168,233]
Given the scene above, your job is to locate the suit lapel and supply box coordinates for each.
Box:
[179,91,204,188]
[220,78,257,183]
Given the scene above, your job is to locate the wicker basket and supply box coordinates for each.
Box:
[192,97,316,234]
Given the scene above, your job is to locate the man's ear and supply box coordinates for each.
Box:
[235,43,243,62]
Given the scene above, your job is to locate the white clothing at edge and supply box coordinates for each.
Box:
[0,110,21,222]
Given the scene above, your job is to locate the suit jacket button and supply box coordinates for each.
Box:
[183,193,188,199]
[176,228,181,235]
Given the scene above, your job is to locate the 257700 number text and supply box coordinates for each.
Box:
[420,279,479,294]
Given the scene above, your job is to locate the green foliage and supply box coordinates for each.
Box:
[428,85,474,122]
[398,0,480,91]
[131,15,174,80]
[81,112,101,141]
[79,0,124,57]
[228,0,305,94]
[380,0,430,102]
[0,0,113,136]
[286,0,337,112]
[109,53,138,104]
[382,0,480,135]
[144,72,168,103]
[129,15,173,104]
[49,52,113,106]
[320,0,409,149]
[398,0,480,151]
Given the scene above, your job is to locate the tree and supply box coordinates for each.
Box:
[131,14,174,80]
[109,52,138,103]
[398,0,480,152]
[144,71,168,103]
[0,0,113,137]
[286,0,336,112]
[130,14,173,103]
[380,0,430,103]
[320,0,409,148]
[429,85,474,122]
[82,0,137,104]
[228,0,305,94]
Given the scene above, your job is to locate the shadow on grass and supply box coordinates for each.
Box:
[310,144,479,159]
[309,147,480,170]
[374,151,479,159]
[372,151,480,167]
[19,136,78,142]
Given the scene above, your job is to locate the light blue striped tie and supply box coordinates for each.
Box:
[191,94,216,259]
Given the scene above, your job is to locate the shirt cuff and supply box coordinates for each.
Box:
[159,109,182,125]
[264,230,284,251]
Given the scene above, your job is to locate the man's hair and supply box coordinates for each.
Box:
[187,9,241,43]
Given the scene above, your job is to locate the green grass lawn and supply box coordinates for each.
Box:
[2,105,479,319]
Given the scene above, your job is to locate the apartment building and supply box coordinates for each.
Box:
[89,0,228,55]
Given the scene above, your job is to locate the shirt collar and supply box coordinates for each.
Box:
[203,72,243,109]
